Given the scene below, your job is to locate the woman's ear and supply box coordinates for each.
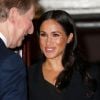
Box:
[67,33,73,44]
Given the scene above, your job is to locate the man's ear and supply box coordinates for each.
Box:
[8,7,19,23]
[67,33,73,44]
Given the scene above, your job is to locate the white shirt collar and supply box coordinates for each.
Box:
[0,32,7,46]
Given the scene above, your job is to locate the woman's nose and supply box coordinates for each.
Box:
[46,36,52,45]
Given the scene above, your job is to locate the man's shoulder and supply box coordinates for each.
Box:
[0,39,13,57]
[0,46,24,69]
[0,45,18,61]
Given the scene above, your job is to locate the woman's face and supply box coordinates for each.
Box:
[39,19,71,60]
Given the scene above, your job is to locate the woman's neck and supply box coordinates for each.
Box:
[42,59,64,85]
[43,58,64,72]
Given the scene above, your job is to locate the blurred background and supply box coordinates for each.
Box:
[22,0,100,67]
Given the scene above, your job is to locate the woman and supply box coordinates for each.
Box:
[28,10,99,100]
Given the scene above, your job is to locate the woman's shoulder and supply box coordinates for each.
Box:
[28,60,43,77]
[89,63,100,80]
[29,61,42,72]
[87,63,100,99]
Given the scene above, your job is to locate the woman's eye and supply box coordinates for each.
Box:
[40,33,47,37]
[53,33,60,37]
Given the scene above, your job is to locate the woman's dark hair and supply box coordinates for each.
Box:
[37,10,97,96]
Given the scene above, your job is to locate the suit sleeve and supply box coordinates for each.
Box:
[0,53,27,100]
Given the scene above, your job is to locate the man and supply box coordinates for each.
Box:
[0,0,37,100]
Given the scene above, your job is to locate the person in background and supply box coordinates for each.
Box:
[28,10,100,100]
[0,0,38,100]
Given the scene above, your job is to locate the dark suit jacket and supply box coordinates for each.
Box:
[0,38,27,100]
